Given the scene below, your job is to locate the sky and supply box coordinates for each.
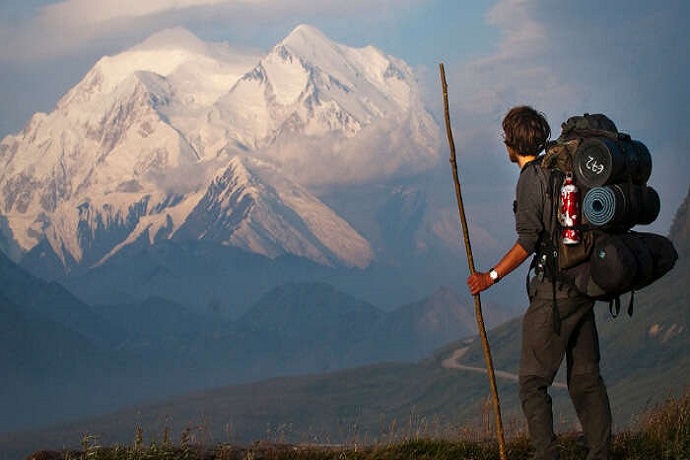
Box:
[0,0,688,280]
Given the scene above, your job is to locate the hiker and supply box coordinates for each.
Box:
[466,106,612,459]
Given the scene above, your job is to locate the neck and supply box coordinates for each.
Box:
[517,155,537,169]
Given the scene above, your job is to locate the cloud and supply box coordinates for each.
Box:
[260,114,440,188]
[39,0,239,27]
[450,0,690,146]
[39,0,423,26]
[0,0,426,62]
[447,0,570,125]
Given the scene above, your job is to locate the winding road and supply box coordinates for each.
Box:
[441,347,567,390]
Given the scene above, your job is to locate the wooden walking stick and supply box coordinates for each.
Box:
[439,63,507,460]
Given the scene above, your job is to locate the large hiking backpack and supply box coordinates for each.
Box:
[537,114,677,316]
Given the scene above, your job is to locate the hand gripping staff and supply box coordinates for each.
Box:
[439,64,507,460]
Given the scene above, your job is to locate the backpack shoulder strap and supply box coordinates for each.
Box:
[527,160,565,334]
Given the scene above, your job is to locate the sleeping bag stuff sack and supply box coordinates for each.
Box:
[573,136,652,188]
[574,232,678,299]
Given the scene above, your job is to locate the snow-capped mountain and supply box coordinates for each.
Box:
[108,155,373,268]
[0,25,438,272]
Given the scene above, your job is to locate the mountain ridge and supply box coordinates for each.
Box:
[1,244,496,437]
[0,25,437,273]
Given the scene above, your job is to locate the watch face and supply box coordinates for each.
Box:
[490,270,498,280]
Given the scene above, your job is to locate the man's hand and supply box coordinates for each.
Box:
[466,243,529,296]
[467,272,494,296]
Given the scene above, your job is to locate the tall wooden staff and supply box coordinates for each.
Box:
[439,63,507,460]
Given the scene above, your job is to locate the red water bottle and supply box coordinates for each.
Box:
[559,172,580,245]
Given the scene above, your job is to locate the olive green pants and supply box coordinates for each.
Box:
[519,280,612,460]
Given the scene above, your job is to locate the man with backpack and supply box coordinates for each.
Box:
[467,106,612,459]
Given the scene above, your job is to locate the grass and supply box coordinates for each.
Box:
[26,389,690,460]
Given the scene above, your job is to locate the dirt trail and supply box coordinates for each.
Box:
[441,347,567,390]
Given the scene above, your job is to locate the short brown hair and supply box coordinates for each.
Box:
[502,106,551,156]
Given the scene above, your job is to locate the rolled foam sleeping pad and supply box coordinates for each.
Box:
[583,186,619,227]
[583,184,660,228]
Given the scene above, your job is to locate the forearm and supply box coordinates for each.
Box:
[493,242,530,280]
[466,242,530,295]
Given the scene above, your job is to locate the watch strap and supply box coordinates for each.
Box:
[489,268,500,283]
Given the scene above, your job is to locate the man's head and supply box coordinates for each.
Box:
[502,106,551,161]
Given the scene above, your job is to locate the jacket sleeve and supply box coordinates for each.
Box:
[514,164,545,255]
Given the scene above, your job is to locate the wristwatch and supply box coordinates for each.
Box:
[489,268,500,283]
